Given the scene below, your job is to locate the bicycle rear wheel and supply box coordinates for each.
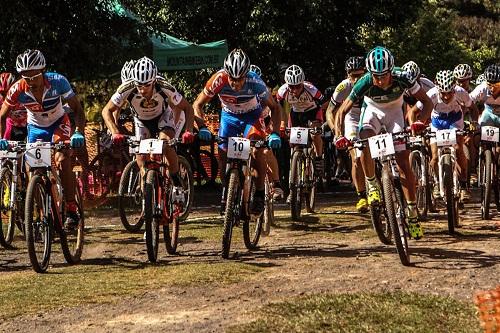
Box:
[198,150,219,184]
[290,149,303,221]
[481,149,492,220]
[144,169,160,262]
[163,180,180,255]
[177,155,194,222]
[25,174,52,273]
[262,176,273,236]
[222,169,239,259]
[305,154,316,213]
[382,165,410,266]
[118,160,144,232]
[0,167,16,248]
[243,178,264,250]
[59,174,85,264]
[410,152,428,219]
[443,154,457,234]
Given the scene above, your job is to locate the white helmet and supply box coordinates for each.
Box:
[402,61,420,83]
[474,73,486,86]
[435,70,456,93]
[131,56,157,85]
[284,65,305,85]
[223,48,251,79]
[16,49,46,73]
[249,64,262,77]
[121,60,136,83]
[453,64,472,80]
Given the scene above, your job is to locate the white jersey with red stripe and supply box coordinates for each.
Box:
[276,81,323,113]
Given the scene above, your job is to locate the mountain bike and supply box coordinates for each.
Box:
[354,132,411,266]
[288,126,322,221]
[478,125,499,220]
[0,141,27,248]
[218,137,269,259]
[408,132,434,220]
[23,141,84,273]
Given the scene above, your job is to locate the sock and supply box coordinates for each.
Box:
[407,201,418,219]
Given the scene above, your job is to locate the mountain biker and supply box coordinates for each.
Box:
[472,64,500,128]
[192,48,282,214]
[326,56,369,212]
[102,56,195,205]
[335,46,433,239]
[0,49,86,228]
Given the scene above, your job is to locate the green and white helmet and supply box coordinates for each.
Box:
[402,61,420,82]
[435,70,456,93]
[453,64,472,80]
[365,46,394,75]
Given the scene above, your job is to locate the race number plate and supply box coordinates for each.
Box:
[227,137,251,160]
[0,141,19,159]
[26,142,51,167]
[481,126,499,142]
[139,139,164,154]
[368,133,395,158]
[436,129,457,147]
[290,127,309,145]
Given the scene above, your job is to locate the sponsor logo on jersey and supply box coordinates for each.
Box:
[335,83,346,93]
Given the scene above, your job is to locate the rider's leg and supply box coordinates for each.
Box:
[359,128,378,204]
[264,148,283,199]
[350,149,368,212]
[430,142,440,197]
[456,136,470,202]
[159,129,180,184]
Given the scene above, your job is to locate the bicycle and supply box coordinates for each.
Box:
[129,138,191,262]
[0,141,27,248]
[23,141,84,273]
[218,136,269,259]
[478,125,499,220]
[288,126,322,221]
[353,132,411,266]
[408,132,434,220]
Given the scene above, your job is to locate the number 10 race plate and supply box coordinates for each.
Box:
[227,137,251,160]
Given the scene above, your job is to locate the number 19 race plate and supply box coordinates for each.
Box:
[481,126,499,142]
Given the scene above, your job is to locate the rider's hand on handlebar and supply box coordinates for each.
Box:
[268,132,282,149]
[112,133,126,145]
[70,130,85,148]
[0,139,8,151]
[182,131,195,144]
[335,136,351,150]
[198,127,212,141]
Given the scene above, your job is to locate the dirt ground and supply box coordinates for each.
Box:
[0,187,499,332]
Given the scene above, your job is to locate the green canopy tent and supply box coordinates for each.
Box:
[113,1,227,70]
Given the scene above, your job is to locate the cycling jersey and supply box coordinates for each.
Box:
[471,82,500,115]
[4,72,74,127]
[332,78,362,115]
[204,70,269,115]
[417,86,472,116]
[111,77,182,121]
[349,68,420,109]
[276,81,323,113]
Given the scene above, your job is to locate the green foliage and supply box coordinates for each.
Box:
[73,79,120,122]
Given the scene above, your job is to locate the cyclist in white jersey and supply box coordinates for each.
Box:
[102,56,195,204]
[472,64,500,126]
[326,56,368,212]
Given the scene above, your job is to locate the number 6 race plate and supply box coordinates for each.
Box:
[26,142,51,167]
[227,137,251,160]
[139,139,164,154]
[436,129,457,147]
[481,126,499,142]
[290,127,309,145]
[368,133,395,158]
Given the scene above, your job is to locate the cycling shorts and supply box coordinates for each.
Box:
[27,114,71,143]
[289,108,323,128]
[218,108,266,149]
[134,110,175,140]
[359,103,405,134]
[430,111,463,131]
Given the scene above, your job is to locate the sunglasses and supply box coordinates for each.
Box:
[134,81,154,88]
[372,72,390,79]
[228,76,245,83]
[21,73,42,81]
[289,84,302,90]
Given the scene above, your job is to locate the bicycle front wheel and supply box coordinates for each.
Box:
[262,176,273,236]
[144,169,160,263]
[164,182,180,255]
[222,169,239,259]
[305,154,316,213]
[118,160,144,232]
[410,152,428,219]
[443,154,457,234]
[243,179,264,250]
[481,149,492,220]
[290,149,303,221]
[25,174,52,273]
[177,155,194,222]
[0,167,16,247]
[382,165,410,266]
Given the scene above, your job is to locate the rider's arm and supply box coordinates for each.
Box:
[102,100,122,135]
[335,98,354,137]
[176,97,194,133]
[469,102,479,123]
[325,101,337,131]
[263,94,282,133]
[66,94,86,132]
[411,88,433,123]
[0,102,11,138]
[192,91,212,128]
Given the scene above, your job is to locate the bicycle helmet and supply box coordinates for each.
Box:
[365,46,394,75]
[249,64,262,77]
[284,65,305,85]
[121,59,136,83]
[402,61,421,82]
[131,56,157,85]
[475,73,486,86]
[453,64,473,80]
[435,70,456,93]
[0,72,16,93]
[15,49,46,73]
[223,48,250,79]
[345,56,365,73]
[484,64,500,84]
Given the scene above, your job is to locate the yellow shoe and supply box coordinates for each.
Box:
[408,217,424,240]
[356,198,369,213]
[3,186,10,207]
[367,187,381,205]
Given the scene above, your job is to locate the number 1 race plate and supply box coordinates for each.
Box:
[290,127,309,145]
[139,139,164,154]
[26,142,51,167]
[436,129,457,147]
[481,126,499,142]
[368,133,395,158]
[227,137,251,160]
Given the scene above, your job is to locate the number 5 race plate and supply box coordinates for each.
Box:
[290,127,309,145]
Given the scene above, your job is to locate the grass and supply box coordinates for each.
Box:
[228,292,481,333]
[0,261,261,319]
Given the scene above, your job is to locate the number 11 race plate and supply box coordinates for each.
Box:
[368,133,395,158]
